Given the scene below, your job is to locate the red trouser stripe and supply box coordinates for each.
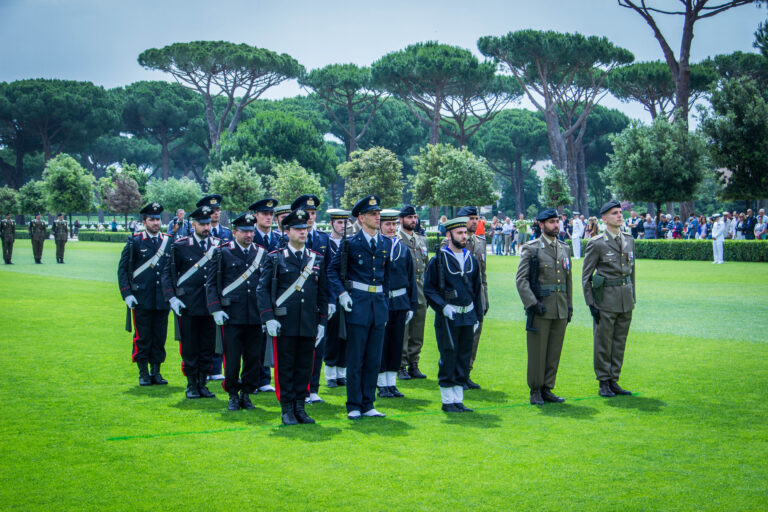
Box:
[220,326,227,392]
[307,347,316,394]
[272,336,281,402]
[131,309,139,362]
[177,314,186,376]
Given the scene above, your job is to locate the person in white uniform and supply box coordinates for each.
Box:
[711,213,725,264]
[571,213,584,260]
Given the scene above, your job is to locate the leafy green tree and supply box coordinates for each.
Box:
[581,105,631,212]
[79,134,160,178]
[104,176,143,225]
[145,176,202,214]
[700,77,768,207]
[138,41,304,149]
[18,179,48,214]
[354,97,428,157]
[479,30,634,213]
[300,64,385,159]
[42,154,95,222]
[606,117,707,218]
[706,51,768,86]
[215,110,338,184]
[607,61,717,119]
[338,147,403,209]
[206,159,266,214]
[122,81,203,179]
[267,160,325,206]
[0,186,19,214]
[539,165,574,211]
[471,109,548,215]
[248,96,331,134]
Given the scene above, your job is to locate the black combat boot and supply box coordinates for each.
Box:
[227,393,241,411]
[398,366,412,380]
[185,373,201,399]
[239,390,255,410]
[599,380,616,397]
[377,386,393,398]
[541,388,565,403]
[294,399,315,424]
[35,259,41,264]
[408,363,426,379]
[137,360,152,386]
[609,381,632,395]
[389,386,404,398]
[197,371,215,398]
[530,388,545,405]
[150,363,168,385]
[281,401,298,425]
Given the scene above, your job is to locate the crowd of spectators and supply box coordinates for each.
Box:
[624,208,767,240]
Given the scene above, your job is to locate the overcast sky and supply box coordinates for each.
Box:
[0,0,761,122]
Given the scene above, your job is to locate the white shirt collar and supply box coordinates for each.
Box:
[361,229,377,244]
[256,227,271,238]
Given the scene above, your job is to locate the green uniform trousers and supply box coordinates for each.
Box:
[527,316,567,391]
[32,238,44,260]
[56,239,66,259]
[593,310,632,382]
[2,239,12,261]
[402,303,427,366]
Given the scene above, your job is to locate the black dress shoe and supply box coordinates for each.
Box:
[326,379,338,388]
[240,391,255,410]
[455,402,474,412]
[389,386,404,398]
[466,378,481,390]
[530,389,545,405]
[336,377,346,386]
[408,364,426,379]
[293,400,315,424]
[599,381,616,397]
[541,389,565,403]
[185,375,201,399]
[149,363,168,385]
[441,403,461,413]
[227,394,241,411]
[137,361,152,386]
[398,367,412,380]
[609,381,632,395]
[377,386,393,398]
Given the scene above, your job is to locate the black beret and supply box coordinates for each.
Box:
[599,200,622,215]
[351,195,381,217]
[536,208,558,222]
[399,205,416,217]
[456,206,478,217]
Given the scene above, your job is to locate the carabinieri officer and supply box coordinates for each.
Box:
[256,208,329,425]
[328,195,391,420]
[161,205,220,399]
[423,217,484,413]
[117,202,173,386]
[206,212,268,411]
[377,209,417,399]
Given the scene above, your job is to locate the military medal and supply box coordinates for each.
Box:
[563,257,570,270]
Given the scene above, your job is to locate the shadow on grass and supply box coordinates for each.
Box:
[464,388,510,403]
[268,423,344,441]
[441,411,503,429]
[538,402,599,419]
[373,396,432,411]
[123,385,186,398]
[605,395,666,412]
[345,416,416,436]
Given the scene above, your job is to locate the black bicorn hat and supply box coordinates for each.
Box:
[536,208,558,222]
[249,198,277,212]
[282,208,310,230]
[351,195,381,217]
[291,194,320,211]
[231,212,256,231]
[399,205,416,217]
[140,202,163,219]
[196,194,223,209]
[599,200,622,216]
[189,205,213,224]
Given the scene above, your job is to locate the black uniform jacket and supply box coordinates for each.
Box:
[386,238,418,313]
[117,231,172,311]
[423,247,483,327]
[205,241,266,325]
[161,235,221,316]
[256,247,329,337]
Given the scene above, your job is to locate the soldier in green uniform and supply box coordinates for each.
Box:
[582,200,635,398]
[515,208,573,405]
[53,213,68,263]
[398,205,429,380]
[1,212,16,264]
[28,213,47,264]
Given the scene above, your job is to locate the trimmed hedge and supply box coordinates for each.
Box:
[564,238,768,262]
[78,232,132,243]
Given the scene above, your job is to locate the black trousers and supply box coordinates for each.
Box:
[323,310,346,368]
[273,335,314,403]
[221,324,264,394]
[435,315,473,388]
[258,349,272,387]
[381,310,407,372]
[309,335,324,393]
[131,308,168,364]
[178,313,215,376]
[345,322,385,413]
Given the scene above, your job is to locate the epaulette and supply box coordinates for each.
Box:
[209,235,220,241]
[309,249,322,256]
[589,234,602,241]
[526,239,538,245]
[268,249,279,255]
[253,243,266,250]
[176,236,189,242]
[132,233,142,237]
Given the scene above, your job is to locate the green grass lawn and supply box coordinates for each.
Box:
[1,242,766,511]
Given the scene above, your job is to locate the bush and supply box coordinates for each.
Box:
[564,238,768,262]
[426,232,444,253]
[78,232,132,243]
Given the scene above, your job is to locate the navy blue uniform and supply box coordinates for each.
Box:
[252,228,282,387]
[306,228,332,393]
[381,238,418,373]
[117,231,172,364]
[423,248,484,388]
[323,237,346,370]
[161,235,219,377]
[328,230,391,413]
[206,241,267,394]
[256,247,328,403]
[210,224,232,243]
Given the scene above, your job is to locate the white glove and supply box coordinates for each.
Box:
[473,322,479,333]
[213,311,229,326]
[266,319,281,337]
[315,325,325,347]
[328,303,336,320]
[169,297,186,316]
[339,292,353,312]
[405,310,414,325]
[125,295,138,309]
[442,304,457,320]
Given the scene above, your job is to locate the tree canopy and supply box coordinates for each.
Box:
[268,160,325,206]
[206,159,266,213]
[338,147,403,209]
[42,153,95,215]
[144,176,202,213]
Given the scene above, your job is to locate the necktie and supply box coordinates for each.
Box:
[370,238,376,253]
[243,246,249,259]
[307,233,312,248]
[295,250,302,261]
